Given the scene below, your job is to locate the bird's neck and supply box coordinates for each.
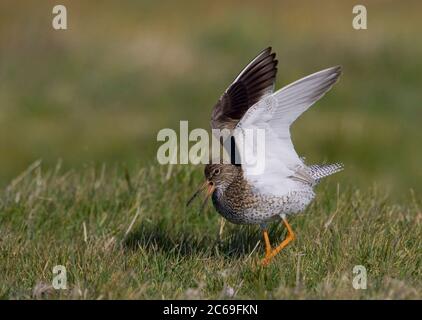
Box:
[215,165,243,194]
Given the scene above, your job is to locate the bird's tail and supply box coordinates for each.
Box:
[308,163,344,182]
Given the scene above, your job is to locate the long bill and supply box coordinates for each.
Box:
[199,182,215,213]
[186,181,215,213]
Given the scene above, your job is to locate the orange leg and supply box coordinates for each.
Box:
[263,230,272,256]
[261,216,295,266]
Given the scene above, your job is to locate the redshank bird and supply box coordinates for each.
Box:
[188,47,343,266]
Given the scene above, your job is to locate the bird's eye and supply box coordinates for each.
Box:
[213,169,221,175]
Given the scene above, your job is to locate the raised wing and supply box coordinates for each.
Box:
[211,47,278,130]
[236,66,342,196]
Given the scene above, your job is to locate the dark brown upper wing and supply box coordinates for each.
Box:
[211,47,278,130]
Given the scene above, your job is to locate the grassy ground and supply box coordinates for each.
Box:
[0,1,421,299]
[0,163,420,299]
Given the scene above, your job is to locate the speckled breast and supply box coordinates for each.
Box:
[211,187,316,225]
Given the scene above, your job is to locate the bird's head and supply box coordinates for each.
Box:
[204,163,225,189]
[186,163,236,211]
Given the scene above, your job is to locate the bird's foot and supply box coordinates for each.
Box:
[260,217,295,267]
[261,256,272,266]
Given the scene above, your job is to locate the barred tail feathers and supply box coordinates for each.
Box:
[308,163,344,181]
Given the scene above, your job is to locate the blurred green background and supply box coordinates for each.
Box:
[0,0,421,196]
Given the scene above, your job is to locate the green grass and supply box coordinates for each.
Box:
[0,162,420,299]
[0,1,421,299]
